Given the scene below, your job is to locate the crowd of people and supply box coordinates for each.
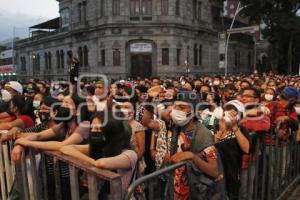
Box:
[0,72,299,199]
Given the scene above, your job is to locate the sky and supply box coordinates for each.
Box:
[0,0,59,41]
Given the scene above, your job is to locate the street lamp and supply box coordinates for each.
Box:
[224,2,253,76]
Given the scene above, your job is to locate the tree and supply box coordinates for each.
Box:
[240,0,300,74]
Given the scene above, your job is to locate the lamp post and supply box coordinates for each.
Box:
[224,2,252,76]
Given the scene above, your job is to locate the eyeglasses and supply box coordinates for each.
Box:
[241,94,256,98]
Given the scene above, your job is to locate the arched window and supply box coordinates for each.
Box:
[48,52,52,69]
[44,53,48,69]
[142,0,152,15]
[161,0,168,15]
[83,46,88,67]
[36,54,40,72]
[175,0,180,16]
[112,0,120,16]
[199,44,202,65]
[194,44,198,65]
[113,49,121,66]
[56,50,60,69]
[78,47,83,67]
[60,50,64,69]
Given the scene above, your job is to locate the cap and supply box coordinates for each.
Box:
[282,86,300,100]
[224,100,245,116]
[5,81,23,95]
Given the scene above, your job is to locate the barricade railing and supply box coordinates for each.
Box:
[124,161,187,200]
[5,147,122,200]
[125,127,300,200]
[242,127,300,200]
[0,139,15,200]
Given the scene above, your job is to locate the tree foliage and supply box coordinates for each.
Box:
[241,0,300,40]
[240,0,300,73]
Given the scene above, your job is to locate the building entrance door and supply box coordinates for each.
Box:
[131,54,152,78]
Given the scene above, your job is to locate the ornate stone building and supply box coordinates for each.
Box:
[15,0,254,81]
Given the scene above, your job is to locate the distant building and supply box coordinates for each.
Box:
[15,0,254,81]
[0,39,15,80]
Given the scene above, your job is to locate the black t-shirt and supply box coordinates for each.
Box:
[0,101,9,113]
[215,126,249,199]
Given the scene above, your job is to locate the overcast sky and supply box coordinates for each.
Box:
[0,0,59,41]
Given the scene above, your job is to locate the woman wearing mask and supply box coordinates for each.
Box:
[117,101,145,159]
[0,95,35,130]
[2,97,60,141]
[214,100,250,200]
[200,92,223,134]
[60,111,137,199]
[262,88,276,106]
[12,94,90,160]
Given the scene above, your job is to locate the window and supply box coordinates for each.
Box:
[21,57,26,71]
[235,51,241,68]
[193,0,197,20]
[78,3,82,22]
[60,50,64,69]
[83,46,88,67]
[36,54,40,72]
[56,50,60,69]
[248,52,252,69]
[44,53,48,70]
[142,0,152,15]
[162,48,169,65]
[60,8,70,28]
[82,1,87,22]
[176,48,181,66]
[48,52,52,69]
[212,6,221,24]
[175,0,180,16]
[100,0,104,17]
[101,49,105,66]
[113,49,121,66]
[78,47,83,67]
[161,0,168,15]
[113,0,120,16]
[130,0,140,16]
[194,45,198,65]
[199,45,202,65]
[197,2,202,20]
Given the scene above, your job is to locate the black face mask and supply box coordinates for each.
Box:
[200,92,208,101]
[54,107,72,124]
[38,111,50,123]
[89,132,106,160]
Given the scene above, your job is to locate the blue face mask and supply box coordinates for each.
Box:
[33,100,41,109]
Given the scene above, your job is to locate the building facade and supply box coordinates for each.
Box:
[15,0,254,81]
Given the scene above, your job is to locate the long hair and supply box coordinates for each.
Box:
[90,110,132,158]
[11,95,35,120]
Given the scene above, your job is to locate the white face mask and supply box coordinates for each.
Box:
[264,94,274,101]
[33,100,41,109]
[120,108,133,120]
[223,111,240,125]
[1,90,12,102]
[295,107,300,115]
[171,109,193,127]
[213,81,220,86]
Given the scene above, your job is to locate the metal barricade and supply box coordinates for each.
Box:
[0,140,15,200]
[12,149,122,200]
[241,128,300,200]
[124,161,187,200]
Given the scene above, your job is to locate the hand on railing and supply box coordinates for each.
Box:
[11,145,25,162]
[171,152,194,163]
[1,127,22,142]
